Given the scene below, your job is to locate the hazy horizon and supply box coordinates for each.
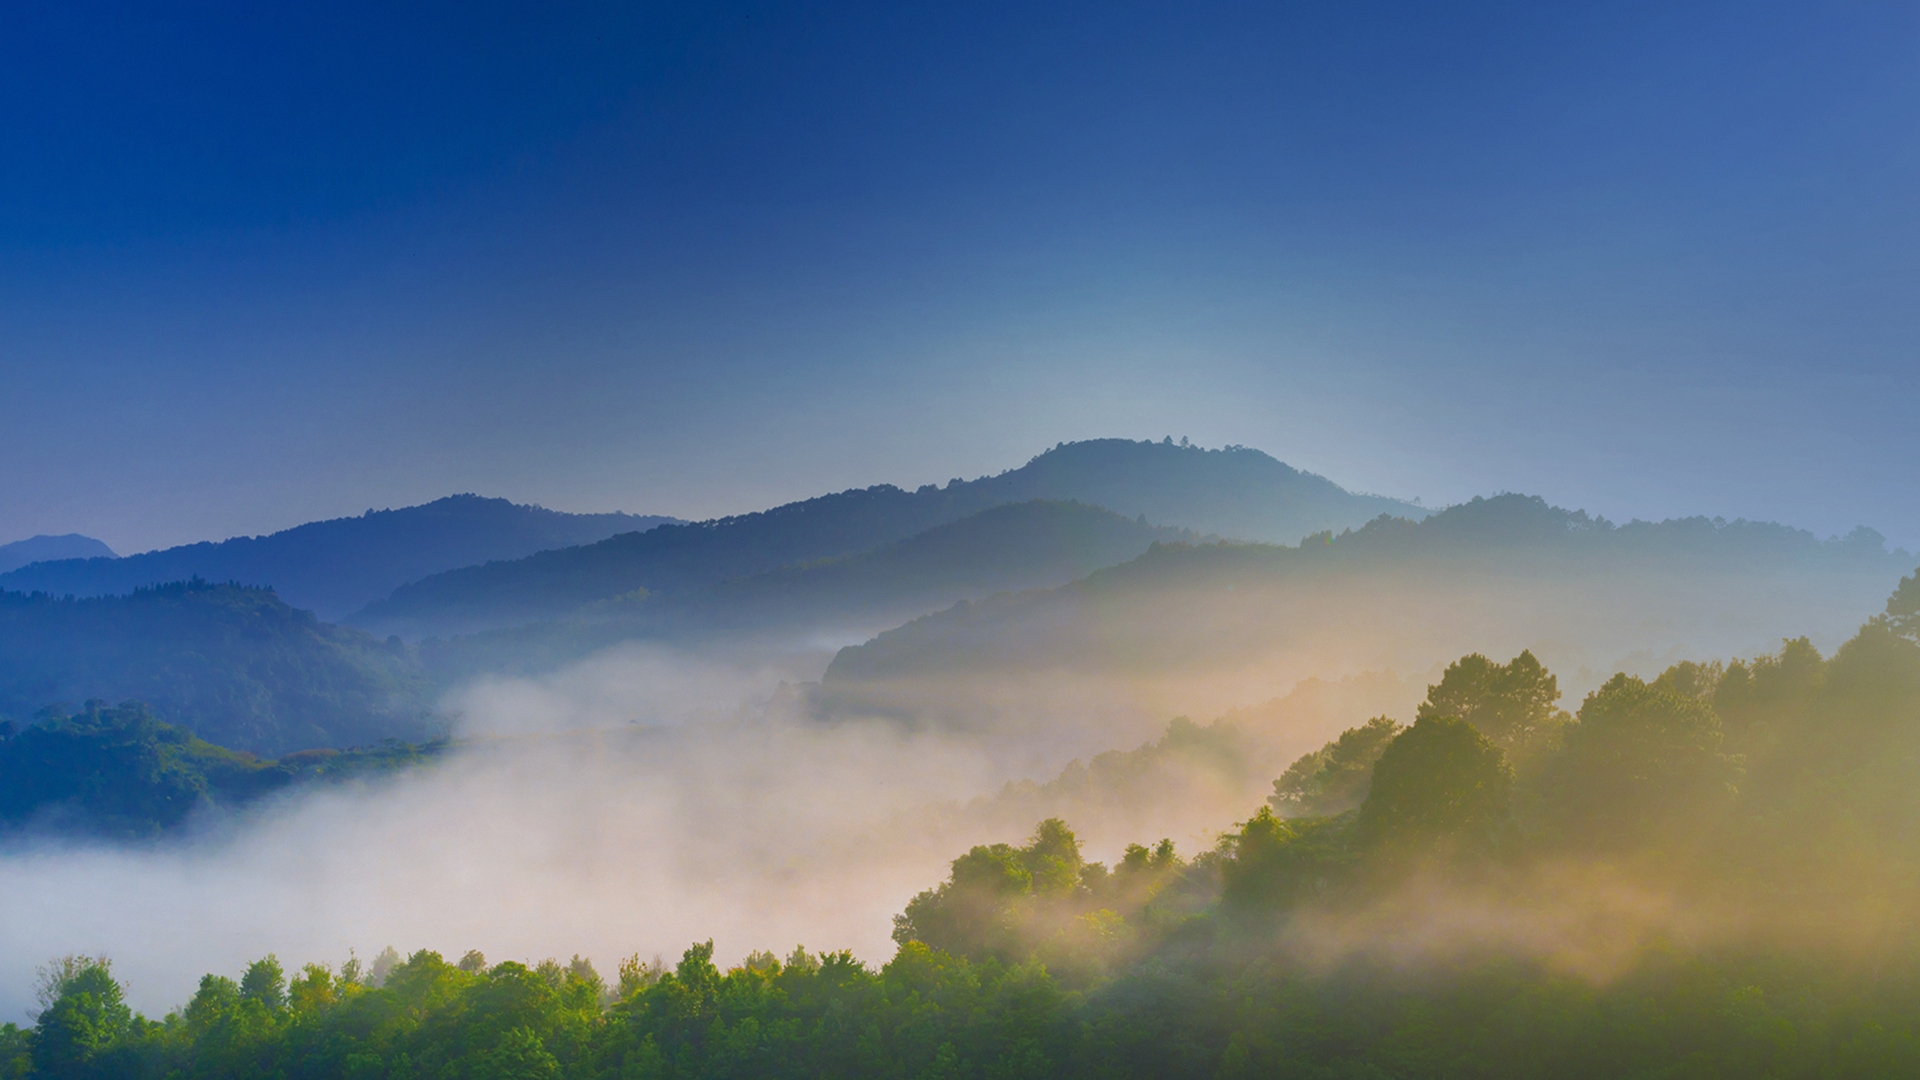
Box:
[6,7,1920,1075]
[5,436,1915,560]
[4,2,1918,554]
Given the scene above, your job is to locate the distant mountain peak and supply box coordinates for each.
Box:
[961,437,1421,543]
[0,534,118,575]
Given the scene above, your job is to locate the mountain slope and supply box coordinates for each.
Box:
[423,500,1199,677]
[354,439,1417,637]
[0,495,678,620]
[820,495,1913,722]
[0,700,444,839]
[0,579,425,754]
[669,499,1199,634]
[0,534,116,574]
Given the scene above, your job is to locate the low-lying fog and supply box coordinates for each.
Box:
[0,646,973,1019]
[1,566,1904,1022]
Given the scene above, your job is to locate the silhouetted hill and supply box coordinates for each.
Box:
[673,499,1199,633]
[423,501,1199,677]
[0,580,426,755]
[0,533,116,574]
[821,495,1913,721]
[353,440,1415,637]
[951,438,1418,542]
[0,495,677,620]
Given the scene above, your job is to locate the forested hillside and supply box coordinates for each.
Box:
[0,701,443,839]
[0,581,425,755]
[12,575,1920,1078]
[351,440,1412,637]
[823,494,1911,721]
[0,496,677,620]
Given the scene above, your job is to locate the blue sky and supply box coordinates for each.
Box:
[3,1,1917,553]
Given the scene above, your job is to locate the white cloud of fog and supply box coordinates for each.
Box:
[7,573,1881,1023]
[444,644,797,736]
[0,644,1018,1021]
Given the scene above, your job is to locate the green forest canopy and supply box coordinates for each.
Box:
[0,700,444,840]
[9,572,1920,1078]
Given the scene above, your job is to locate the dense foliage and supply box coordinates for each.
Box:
[0,700,445,839]
[12,577,1920,1077]
[0,580,426,754]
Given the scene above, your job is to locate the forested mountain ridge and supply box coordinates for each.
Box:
[351,439,1415,637]
[421,500,1201,678]
[0,495,677,620]
[823,494,1912,716]
[0,580,425,755]
[353,485,1005,638]
[0,535,116,575]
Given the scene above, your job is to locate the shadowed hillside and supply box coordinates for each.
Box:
[353,440,1417,637]
[0,580,425,755]
[0,496,677,620]
[422,500,1200,679]
[820,495,1912,729]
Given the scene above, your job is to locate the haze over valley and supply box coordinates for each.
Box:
[5,4,1919,1075]
[3,438,1915,1038]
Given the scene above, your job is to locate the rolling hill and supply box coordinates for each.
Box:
[0,579,426,755]
[819,495,1914,726]
[0,534,116,574]
[422,500,1200,678]
[0,495,678,620]
[0,699,445,839]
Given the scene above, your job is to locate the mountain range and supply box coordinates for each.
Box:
[0,439,1908,761]
[422,499,1199,680]
[819,494,1911,725]
[352,440,1418,637]
[0,495,679,620]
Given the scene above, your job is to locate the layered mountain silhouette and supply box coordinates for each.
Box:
[0,495,678,620]
[424,500,1200,678]
[354,440,1419,637]
[0,499,1198,752]
[820,495,1912,721]
[0,441,1909,759]
[663,499,1199,636]
[0,534,117,575]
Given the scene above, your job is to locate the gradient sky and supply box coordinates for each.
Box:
[3,0,1917,554]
